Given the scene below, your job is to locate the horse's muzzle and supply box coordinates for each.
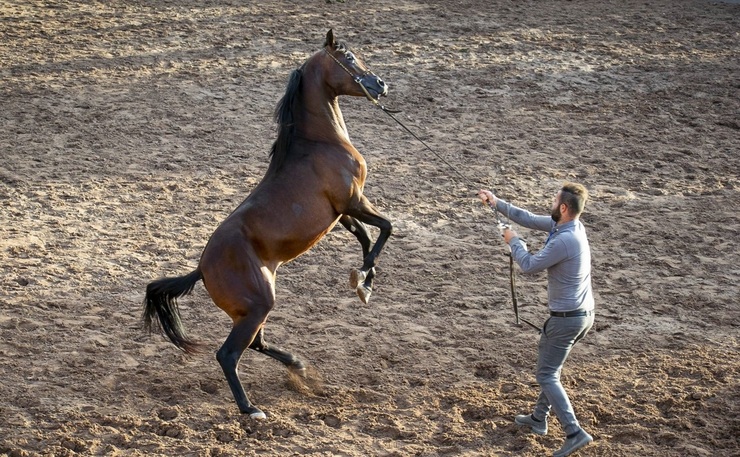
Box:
[360,73,388,100]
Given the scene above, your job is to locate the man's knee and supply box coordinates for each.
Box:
[536,368,561,386]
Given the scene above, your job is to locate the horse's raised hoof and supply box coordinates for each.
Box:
[356,285,372,304]
[350,269,367,289]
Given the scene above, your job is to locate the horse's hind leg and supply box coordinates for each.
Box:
[216,314,269,419]
[249,327,306,376]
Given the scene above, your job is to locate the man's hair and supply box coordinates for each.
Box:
[560,182,588,217]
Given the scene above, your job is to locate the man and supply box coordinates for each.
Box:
[478,183,595,457]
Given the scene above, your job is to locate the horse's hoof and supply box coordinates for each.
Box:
[249,410,267,420]
[356,285,372,304]
[350,269,367,289]
[289,366,307,378]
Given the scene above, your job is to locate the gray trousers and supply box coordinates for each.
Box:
[533,313,594,436]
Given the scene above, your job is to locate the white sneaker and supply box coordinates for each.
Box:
[514,414,547,435]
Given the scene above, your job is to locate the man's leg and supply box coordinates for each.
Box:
[532,390,551,422]
[535,316,593,436]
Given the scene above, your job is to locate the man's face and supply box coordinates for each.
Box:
[551,191,564,222]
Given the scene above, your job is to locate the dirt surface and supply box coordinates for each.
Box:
[1,1,738,456]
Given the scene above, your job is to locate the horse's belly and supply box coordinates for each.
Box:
[208,189,343,267]
[269,216,340,262]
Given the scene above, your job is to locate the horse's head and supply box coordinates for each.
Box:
[321,29,388,101]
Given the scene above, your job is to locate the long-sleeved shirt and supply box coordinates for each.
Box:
[495,198,594,313]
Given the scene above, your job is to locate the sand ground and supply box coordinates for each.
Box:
[0,0,738,455]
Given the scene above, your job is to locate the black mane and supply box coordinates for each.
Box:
[268,68,303,173]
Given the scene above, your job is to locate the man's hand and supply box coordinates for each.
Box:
[477,189,496,206]
[503,227,518,243]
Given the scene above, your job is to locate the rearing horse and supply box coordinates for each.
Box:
[143,30,392,419]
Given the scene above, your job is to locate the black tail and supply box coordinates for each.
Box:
[143,269,203,353]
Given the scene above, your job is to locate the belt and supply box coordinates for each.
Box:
[550,309,594,318]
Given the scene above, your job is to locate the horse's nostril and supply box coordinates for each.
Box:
[378,79,386,87]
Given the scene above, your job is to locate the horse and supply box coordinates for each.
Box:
[143,30,393,419]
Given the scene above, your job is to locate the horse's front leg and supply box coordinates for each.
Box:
[339,215,376,302]
[342,199,392,304]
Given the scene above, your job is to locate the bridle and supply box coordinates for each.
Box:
[324,49,369,81]
[325,46,541,334]
[324,48,385,107]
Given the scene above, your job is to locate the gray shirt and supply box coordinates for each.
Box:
[495,199,594,313]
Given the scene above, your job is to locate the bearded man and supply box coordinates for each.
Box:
[478,183,595,457]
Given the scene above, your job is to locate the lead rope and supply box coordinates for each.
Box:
[390,104,542,334]
[384,100,542,335]
[327,49,540,332]
[380,101,542,334]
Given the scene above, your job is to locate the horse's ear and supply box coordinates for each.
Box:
[324,29,336,48]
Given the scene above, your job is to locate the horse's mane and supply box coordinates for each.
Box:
[268,67,303,172]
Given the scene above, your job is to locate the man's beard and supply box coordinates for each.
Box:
[551,206,562,223]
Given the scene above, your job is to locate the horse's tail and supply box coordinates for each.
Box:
[143,269,203,354]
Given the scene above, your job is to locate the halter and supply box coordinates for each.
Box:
[324,49,369,82]
[324,48,386,107]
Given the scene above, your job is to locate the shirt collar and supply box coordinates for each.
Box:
[555,220,578,231]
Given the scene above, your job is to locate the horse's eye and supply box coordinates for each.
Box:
[346,52,356,62]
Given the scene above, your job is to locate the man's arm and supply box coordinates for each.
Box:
[495,198,553,232]
[509,236,568,274]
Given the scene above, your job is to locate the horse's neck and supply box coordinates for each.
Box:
[298,81,351,144]
[331,101,350,141]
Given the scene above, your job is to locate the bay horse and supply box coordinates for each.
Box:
[143,30,392,419]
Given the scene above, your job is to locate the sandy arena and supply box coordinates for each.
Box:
[1,0,738,455]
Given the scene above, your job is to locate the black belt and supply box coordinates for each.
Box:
[550,309,594,318]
